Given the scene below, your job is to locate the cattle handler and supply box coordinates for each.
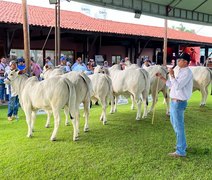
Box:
[156,53,193,158]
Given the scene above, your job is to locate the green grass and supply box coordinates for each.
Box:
[0,90,211,179]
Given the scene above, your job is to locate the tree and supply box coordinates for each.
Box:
[172,23,196,34]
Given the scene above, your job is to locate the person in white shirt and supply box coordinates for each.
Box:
[5,60,20,121]
[156,53,193,158]
[142,58,152,69]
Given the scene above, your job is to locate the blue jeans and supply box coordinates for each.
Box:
[0,84,5,101]
[8,95,19,117]
[170,100,187,156]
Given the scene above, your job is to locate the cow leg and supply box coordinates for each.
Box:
[114,95,118,112]
[64,106,70,126]
[50,109,61,141]
[162,88,170,115]
[70,110,79,141]
[75,111,80,136]
[200,87,207,106]
[83,100,90,132]
[135,96,141,120]
[131,95,135,110]
[31,111,36,132]
[109,93,115,114]
[148,90,156,113]
[100,97,107,125]
[45,111,52,128]
[24,108,33,138]
[141,91,148,119]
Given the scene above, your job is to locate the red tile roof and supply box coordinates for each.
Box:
[0,1,212,44]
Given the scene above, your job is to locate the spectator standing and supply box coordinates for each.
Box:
[17,57,26,70]
[71,57,87,72]
[45,56,54,68]
[86,59,96,74]
[31,57,42,79]
[5,60,20,121]
[120,60,126,70]
[124,57,131,67]
[142,58,152,69]
[59,56,71,73]
[0,57,8,104]
[103,60,110,68]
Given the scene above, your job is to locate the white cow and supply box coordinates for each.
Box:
[89,73,114,124]
[44,71,92,133]
[126,64,170,115]
[40,67,64,79]
[175,66,212,106]
[94,65,110,75]
[143,65,169,114]
[109,64,150,120]
[4,71,79,141]
[62,72,92,131]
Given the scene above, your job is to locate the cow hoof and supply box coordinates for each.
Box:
[45,124,50,128]
[27,134,32,138]
[109,111,113,114]
[84,127,89,132]
[65,122,70,126]
[166,112,170,116]
[50,137,56,141]
[73,136,79,141]
[136,117,141,120]
[103,121,107,125]
[200,104,205,107]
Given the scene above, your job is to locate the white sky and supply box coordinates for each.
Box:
[3,0,212,37]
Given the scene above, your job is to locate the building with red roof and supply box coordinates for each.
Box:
[0,1,211,65]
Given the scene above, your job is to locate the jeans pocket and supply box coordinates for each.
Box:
[177,101,187,110]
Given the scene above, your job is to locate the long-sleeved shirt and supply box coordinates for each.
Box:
[5,67,18,97]
[166,67,193,101]
[72,63,87,72]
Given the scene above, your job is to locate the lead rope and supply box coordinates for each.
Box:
[151,76,160,124]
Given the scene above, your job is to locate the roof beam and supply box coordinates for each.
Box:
[192,0,208,11]
[71,0,212,25]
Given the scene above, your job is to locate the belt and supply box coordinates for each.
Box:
[171,98,186,102]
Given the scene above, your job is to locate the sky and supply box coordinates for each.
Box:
[3,0,212,37]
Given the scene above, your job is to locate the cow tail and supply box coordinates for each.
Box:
[79,72,93,101]
[64,78,77,115]
[140,69,150,105]
[104,74,114,100]
[143,69,151,97]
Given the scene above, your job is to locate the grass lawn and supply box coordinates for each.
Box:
[0,90,211,179]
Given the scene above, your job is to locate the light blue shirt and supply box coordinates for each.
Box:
[72,63,88,72]
[166,67,193,101]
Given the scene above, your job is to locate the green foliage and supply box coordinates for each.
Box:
[0,91,211,179]
[172,23,196,34]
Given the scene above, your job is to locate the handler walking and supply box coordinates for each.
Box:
[156,53,193,158]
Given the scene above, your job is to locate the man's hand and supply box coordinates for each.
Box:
[168,68,174,77]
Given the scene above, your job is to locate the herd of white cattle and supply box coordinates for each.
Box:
[4,64,212,141]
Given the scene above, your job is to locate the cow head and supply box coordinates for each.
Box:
[4,70,20,84]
